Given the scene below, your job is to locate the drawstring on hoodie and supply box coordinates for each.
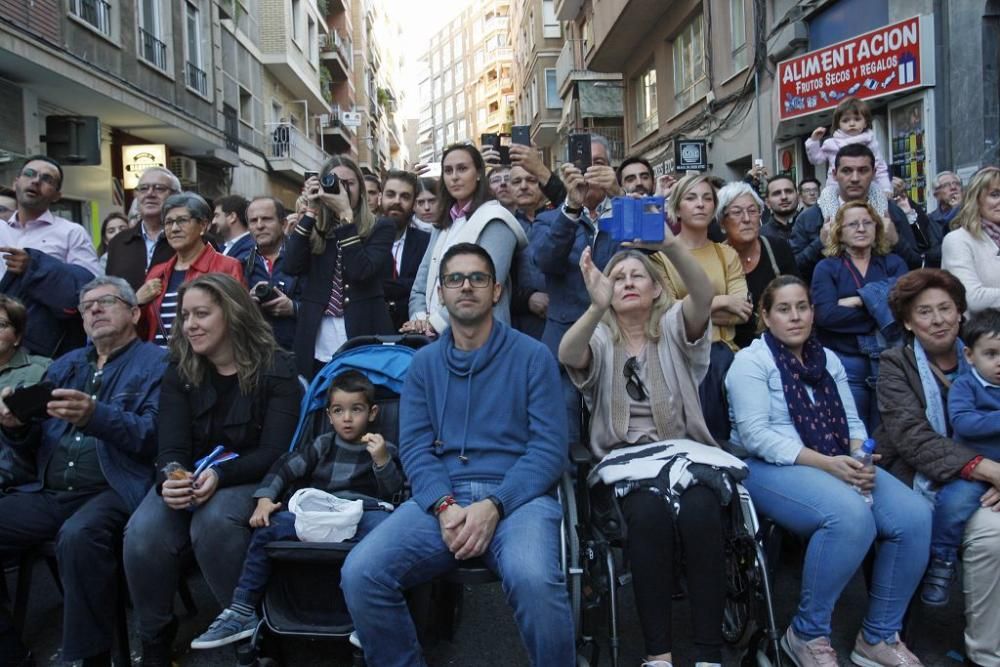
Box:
[434,345,481,464]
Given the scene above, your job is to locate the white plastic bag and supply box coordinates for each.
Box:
[287,488,364,543]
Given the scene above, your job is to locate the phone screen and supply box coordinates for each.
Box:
[568,133,592,171]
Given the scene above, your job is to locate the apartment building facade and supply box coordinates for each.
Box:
[416,1,516,165]
[510,0,564,165]
[555,0,1000,208]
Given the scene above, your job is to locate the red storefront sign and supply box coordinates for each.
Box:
[777,16,924,120]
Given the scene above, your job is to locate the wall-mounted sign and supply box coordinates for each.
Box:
[674,138,708,172]
[122,144,167,189]
[777,15,929,121]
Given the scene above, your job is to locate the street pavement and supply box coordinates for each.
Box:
[9,537,971,666]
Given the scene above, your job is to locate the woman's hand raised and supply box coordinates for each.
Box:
[580,246,613,311]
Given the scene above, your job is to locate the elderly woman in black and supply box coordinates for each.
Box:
[285,155,396,378]
[123,274,301,665]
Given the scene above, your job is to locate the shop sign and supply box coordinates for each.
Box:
[777,16,925,120]
[674,139,708,172]
[122,144,167,189]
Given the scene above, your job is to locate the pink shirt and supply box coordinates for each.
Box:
[0,210,102,279]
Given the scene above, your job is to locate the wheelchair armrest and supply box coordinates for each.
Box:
[570,441,591,466]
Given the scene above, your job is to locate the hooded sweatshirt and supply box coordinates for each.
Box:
[399,319,568,514]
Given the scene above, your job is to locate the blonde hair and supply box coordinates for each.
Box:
[601,250,675,343]
[951,166,1000,236]
[170,274,278,394]
[310,155,376,254]
[667,173,718,229]
[823,200,892,257]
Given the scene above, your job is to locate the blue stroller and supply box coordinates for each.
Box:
[242,335,428,667]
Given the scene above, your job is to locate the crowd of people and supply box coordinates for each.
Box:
[0,92,999,667]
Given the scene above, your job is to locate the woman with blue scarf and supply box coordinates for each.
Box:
[726,275,930,667]
[875,269,1000,667]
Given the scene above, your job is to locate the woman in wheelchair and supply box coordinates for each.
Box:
[123,274,303,666]
[559,225,738,667]
[726,275,931,667]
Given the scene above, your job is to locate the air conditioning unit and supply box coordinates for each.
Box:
[170,156,198,185]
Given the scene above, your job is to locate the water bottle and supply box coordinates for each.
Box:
[851,438,876,506]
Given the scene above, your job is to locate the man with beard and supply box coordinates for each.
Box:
[760,175,800,242]
[617,156,654,195]
[381,170,430,330]
[106,167,180,289]
[790,143,922,281]
[0,156,102,357]
[246,196,301,349]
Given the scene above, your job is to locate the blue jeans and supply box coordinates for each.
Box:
[341,480,575,667]
[233,508,391,607]
[931,478,990,563]
[838,352,879,432]
[744,460,930,643]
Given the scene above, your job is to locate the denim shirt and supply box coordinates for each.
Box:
[725,337,868,465]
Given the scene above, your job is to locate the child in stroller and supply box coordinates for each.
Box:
[189,370,403,650]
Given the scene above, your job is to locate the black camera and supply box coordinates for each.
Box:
[252,283,279,303]
[321,172,340,194]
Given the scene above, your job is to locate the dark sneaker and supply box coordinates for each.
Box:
[919,558,955,607]
[190,607,259,650]
[850,632,923,666]
[140,616,178,667]
[781,626,838,667]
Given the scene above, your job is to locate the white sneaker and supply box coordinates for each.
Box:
[348,630,362,649]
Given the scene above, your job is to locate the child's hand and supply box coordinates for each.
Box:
[361,433,390,467]
[250,497,282,528]
[810,127,827,141]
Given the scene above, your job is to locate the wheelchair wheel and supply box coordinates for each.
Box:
[722,533,758,647]
[560,473,583,628]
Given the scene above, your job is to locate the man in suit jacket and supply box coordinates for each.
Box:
[106,167,180,290]
[380,171,430,331]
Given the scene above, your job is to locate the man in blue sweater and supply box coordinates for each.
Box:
[0,276,167,667]
[342,242,574,667]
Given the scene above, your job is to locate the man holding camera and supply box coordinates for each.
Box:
[0,276,167,667]
[246,196,301,350]
[531,134,623,439]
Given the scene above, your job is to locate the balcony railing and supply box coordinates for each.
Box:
[265,122,329,170]
[484,16,509,34]
[139,27,167,71]
[71,0,112,36]
[321,29,352,65]
[186,61,208,96]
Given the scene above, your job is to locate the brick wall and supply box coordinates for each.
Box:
[0,0,61,44]
[258,0,287,54]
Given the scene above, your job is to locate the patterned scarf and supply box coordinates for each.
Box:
[449,200,472,222]
[980,218,1000,250]
[764,331,850,456]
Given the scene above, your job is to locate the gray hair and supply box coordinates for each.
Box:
[139,167,182,194]
[162,191,212,224]
[715,181,763,224]
[590,133,611,156]
[933,171,960,190]
[79,275,138,307]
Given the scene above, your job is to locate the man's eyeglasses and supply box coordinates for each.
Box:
[624,357,648,401]
[136,183,173,194]
[489,175,512,185]
[79,295,132,312]
[441,271,493,289]
[19,167,59,188]
[164,216,198,229]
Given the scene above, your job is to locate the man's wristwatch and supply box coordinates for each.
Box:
[563,203,583,216]
[485,495,505,520]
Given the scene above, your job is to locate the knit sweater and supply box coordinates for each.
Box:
[941,227,1000,314]
[254,432,403,503]
[948,369,1000,458]
[399,319,567,514]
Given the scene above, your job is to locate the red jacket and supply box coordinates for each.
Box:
[140,243,245,341]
